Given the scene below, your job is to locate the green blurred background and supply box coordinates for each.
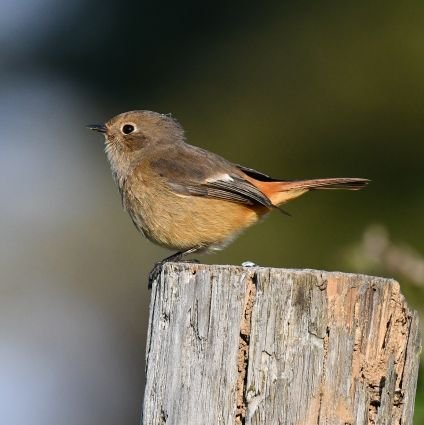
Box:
[1,1,423,423]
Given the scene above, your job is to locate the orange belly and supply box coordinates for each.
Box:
[125,184,269,251]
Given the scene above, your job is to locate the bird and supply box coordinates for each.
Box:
[88,110,369,287]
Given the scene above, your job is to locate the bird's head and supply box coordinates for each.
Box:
[88,110,185,157]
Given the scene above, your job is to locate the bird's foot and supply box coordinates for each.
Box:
[178,258,200,265]
[148,256,201,289]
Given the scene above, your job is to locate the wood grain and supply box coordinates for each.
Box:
[142,264,420,425]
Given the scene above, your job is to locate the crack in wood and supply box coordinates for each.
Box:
[398,313,413,390]
[159,408,168,424]
[235,272,257,425]
[316,326,330,424]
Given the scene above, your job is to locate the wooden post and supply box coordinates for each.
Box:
[142,264,421,425]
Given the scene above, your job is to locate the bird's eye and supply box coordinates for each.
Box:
[122,124,135,134]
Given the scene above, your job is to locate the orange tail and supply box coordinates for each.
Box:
[251,177,369,206]
[274,177,370,191]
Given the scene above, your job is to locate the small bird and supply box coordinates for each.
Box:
[88,110,369,286]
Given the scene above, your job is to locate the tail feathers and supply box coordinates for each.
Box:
[282,177,370,191]
[257,177,369,206]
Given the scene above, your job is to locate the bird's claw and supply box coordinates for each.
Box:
[148,258,201,289]
[179,258,200,265]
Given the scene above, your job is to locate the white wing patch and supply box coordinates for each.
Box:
[206,174,234,183]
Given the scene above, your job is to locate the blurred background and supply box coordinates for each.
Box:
[1,0,423,423]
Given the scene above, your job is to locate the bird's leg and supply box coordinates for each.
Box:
[148,247,201,289]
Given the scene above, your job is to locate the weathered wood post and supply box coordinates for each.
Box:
[142,263,421,425]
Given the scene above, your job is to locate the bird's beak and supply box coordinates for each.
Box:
[87,124,107,133]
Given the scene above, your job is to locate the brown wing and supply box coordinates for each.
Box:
[235,164,282,182]
[148,145,274,209]
[168,175,274,208]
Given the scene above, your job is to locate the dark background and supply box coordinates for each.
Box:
[1,1,423,423]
